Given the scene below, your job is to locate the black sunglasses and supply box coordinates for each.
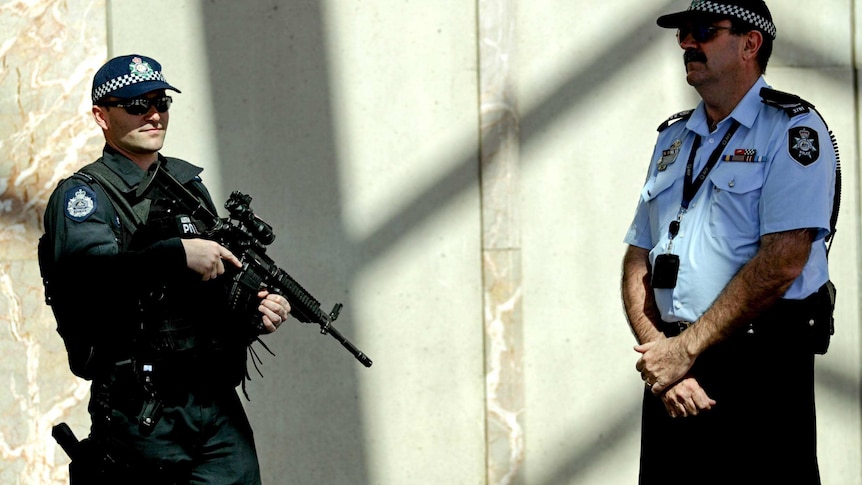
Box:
[677,25,735,44]
[101,96,172,116]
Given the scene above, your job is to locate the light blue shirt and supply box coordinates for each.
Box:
[624,77,836,323]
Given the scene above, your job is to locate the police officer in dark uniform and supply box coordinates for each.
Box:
[39,54,291,484]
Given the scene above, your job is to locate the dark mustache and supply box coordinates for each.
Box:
[684,49,707,64]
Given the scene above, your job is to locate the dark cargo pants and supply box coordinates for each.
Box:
[87,387,262,485]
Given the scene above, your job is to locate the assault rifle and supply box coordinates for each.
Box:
[136,162,372,367]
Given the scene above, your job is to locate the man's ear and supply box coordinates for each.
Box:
[742,29,763,63]
[92,105,109,130]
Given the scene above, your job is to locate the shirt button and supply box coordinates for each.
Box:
[674,301,682,309]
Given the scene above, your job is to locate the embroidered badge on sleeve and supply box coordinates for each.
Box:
[789,126,820,166]
[64,185,98,222]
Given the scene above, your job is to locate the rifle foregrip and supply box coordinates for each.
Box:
[274,269,326,324]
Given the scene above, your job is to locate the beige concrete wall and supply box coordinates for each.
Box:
[1,0,859,484]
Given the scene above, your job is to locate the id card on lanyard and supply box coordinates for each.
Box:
[652,120,741,289]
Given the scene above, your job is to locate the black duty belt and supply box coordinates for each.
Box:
[658,282,834,349]
[661,320,693,337]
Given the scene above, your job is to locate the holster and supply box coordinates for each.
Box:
[809,280,836,354]
[54,422,179,485]
[751,281,836,355]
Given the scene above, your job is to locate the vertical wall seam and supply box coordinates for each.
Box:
[478,0,524,483]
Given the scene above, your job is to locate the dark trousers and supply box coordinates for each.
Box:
[84,387,262,485]
[639,308,820,485]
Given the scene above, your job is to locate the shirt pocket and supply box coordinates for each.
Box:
[641,168,678,203]
[707,161,767,242]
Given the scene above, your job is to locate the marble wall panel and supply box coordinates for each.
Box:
[1,0,105,483]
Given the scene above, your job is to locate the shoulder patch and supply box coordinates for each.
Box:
[64,185,98,222]
[760,87,813,118]
[788,126,820,166]
[657,109,694,132]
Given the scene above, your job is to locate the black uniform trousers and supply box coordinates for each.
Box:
[638,303,820,485]
[83,365,261,485]
[105,388,262,485]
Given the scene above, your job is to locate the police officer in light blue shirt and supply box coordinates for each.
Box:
[620,1,838,484]
[624,75,835,324]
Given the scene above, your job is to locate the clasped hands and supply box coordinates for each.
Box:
[182,238,291,333]
[635,337,716,418]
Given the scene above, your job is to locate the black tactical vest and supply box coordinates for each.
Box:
[59,157,247,388]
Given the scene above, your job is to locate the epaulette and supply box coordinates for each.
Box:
[760,87,814,118]
[67,171,96,184]
[657,109,694,132]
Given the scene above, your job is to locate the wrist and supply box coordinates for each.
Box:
[679,323,707,359]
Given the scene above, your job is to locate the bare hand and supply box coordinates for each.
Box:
[257,290,291,333]
[635,337,695,394]
[181,238,242,281]
[660,375,716,418]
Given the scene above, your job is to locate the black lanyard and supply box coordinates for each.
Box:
[666,120,742,244]
[681,120,741,210]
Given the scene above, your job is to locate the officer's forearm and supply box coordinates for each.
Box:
[622,245,665,344]
[679,229,815,357]
[59,238,188,287]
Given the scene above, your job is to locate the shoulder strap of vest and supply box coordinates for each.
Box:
[657,109,694,132]
[77,160,151,236]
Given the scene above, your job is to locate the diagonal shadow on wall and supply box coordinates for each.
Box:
[199,2,369,484]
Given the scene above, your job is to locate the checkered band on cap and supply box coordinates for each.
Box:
[92,70,168,102]
[688,0,776,38]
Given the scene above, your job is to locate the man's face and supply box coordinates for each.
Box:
[676,20,741,88]
[93,89,170,159]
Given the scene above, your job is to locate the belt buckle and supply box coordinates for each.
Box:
[672,320,692,335]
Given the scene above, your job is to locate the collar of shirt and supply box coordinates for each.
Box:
[102,144,204,191]
[101,144,149,191]
[684,76,770,136]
